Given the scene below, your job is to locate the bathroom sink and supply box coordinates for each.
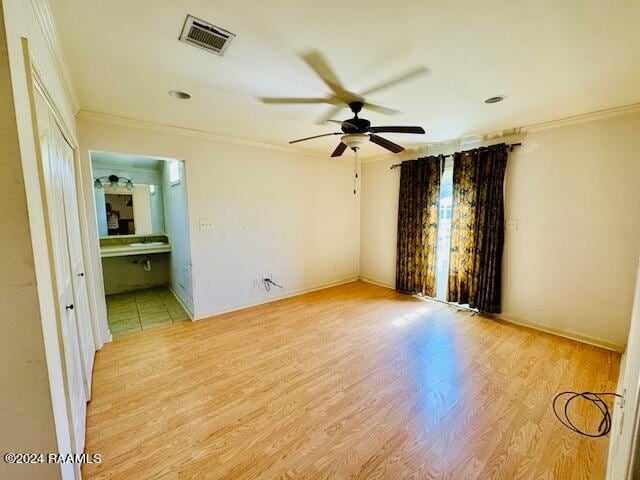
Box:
[129,242,166,247]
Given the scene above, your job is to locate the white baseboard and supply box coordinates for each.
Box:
[494,313,625,353]
[193,276,359,321]
[359,276,625,353]
[168,285,194,319]
[359,275,394,289]
[190,273,625,353]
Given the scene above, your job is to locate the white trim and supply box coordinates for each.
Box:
[359,275,394,289]
[30,56,77,147]
[362,102,640,164]
[20,37,76,479]
[492,313,624,353]
[523,102,640,132]
[29,0,79,114]
[168,285,194,319]
[194,276,359,321]
[79,103,640,165]
[359,276,624,352]
[31,54,106,350]
[77,110,337,160]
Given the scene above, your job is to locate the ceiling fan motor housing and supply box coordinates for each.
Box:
[342,117,371,134]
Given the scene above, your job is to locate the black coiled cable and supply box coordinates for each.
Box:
[552,391,622,438]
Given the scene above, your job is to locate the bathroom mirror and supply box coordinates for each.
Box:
[95,184,165,237]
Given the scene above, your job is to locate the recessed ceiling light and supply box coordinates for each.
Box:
[484,95,506,104]
[168,90,191,99]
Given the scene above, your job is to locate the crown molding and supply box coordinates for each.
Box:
[362,102,640,164]
[79,101,640,165]
[30,0,80,113]
[75,110,347,160]
[523,102,640,132]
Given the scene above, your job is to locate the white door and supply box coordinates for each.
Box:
[35,92,88,453]
[607,258,640,479]
[60,133,95,398]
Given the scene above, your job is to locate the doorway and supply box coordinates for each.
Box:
[89,151,194,336]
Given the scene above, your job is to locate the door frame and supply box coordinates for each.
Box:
[86,150,196,331]
[22,38,95,479]
[28,49,105,353]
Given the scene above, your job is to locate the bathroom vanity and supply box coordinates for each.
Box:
[99,235,171,294]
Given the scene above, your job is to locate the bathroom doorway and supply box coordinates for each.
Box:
[90,151,193,336]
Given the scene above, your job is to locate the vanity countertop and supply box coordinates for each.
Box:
[101,243,171,258]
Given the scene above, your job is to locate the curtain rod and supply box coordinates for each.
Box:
[389,142,522,169]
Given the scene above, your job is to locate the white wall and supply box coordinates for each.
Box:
[360,111,640,348]
[161,160,193,313]
[77,115,361,320]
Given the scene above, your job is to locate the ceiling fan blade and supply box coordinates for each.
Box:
[301,50,352,100]
[369,134,405,153]
[369,126,425,134]
[289,132,342,144]
[327,119,358,130]
[362,102,401,116]
[331,142,348,157]
[260,97,331,104]
[360,66,429,97]
[317,104,346,125]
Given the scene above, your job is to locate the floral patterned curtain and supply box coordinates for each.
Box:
[447,143,508,313]
[396,156,442,297]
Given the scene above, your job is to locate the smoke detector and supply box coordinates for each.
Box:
[179,15,235,56]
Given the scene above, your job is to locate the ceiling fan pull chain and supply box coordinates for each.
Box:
[353,149,359,195]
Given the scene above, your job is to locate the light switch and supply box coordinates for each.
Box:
[199,219,213,231]
[506,219,518,231]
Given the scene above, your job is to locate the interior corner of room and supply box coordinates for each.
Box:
[2,0,640,479]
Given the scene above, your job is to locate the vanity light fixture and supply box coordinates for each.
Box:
[94,174,134,190]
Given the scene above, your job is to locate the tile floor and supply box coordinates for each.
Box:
[106,286,189,337]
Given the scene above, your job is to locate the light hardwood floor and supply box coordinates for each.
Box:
[84,281,620,479]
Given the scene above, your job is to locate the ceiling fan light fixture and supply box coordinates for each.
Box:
[341,134,369,151]
[484,95,506,104]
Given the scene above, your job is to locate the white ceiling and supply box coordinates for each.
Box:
[52,0,640,157]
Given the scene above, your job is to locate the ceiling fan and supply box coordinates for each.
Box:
[260,50,427,156]
[289,100,425,157]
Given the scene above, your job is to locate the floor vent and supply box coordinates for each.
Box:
[179,15,235,56]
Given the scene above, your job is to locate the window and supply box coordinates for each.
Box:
[435,157,454,300]
[169,160,180,185]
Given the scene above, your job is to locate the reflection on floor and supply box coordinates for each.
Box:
[106,286,189,336]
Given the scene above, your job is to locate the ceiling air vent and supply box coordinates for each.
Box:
[179,15,235,56]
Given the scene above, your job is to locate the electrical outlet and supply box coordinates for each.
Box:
[505,219,518,231]
[199,219,214,230]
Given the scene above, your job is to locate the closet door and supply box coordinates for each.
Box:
[59,129,95,398]
[35,92,87,453]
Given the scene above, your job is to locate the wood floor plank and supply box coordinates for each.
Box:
[83,281,620,479]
